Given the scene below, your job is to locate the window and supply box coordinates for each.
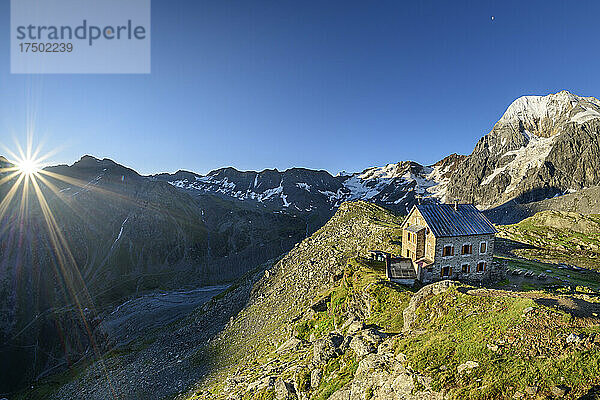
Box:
[442,245,454,257]
[480,242,487,254]
[462,264,470,273]
[441,266,451,277]
[477,261,486,272]
[427,266,433,273]
[461,244,472,255]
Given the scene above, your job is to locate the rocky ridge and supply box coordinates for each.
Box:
[154,154,465,218]
[157,91,600,219]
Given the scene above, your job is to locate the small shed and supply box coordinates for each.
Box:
[386,257,417,286]
[368,250,390,262]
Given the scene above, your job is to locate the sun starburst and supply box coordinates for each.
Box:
[15,156,42,176]
[0,136,121,397]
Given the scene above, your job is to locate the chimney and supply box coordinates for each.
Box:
[416,194,422,205]
[454,199,459,211]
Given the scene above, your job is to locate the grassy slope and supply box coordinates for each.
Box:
[497,210,600,271]
[185,201,405,398]
[397,286,600,399]
[187,204,600,400]
[17,204,600,399]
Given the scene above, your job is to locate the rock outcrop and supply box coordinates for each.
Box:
[329,340,445,400]
[448,91,600,209]
[403,280,459,332]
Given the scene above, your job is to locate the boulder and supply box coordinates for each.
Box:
[277,337,302,354]
[349,335,376,358]
[550,385,569,397]
[524,386,538,396]
[275,378,297,400]
[313,333,344,364]
[486,343,499,352]
[349,327,386,358]
[566,333,583,344]
[457,361,479,374]
[347,320,365,335]
[329,346,445,400]
[310,369,322,389]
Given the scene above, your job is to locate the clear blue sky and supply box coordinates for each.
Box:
[1,0,599,175]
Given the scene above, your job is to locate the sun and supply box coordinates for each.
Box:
[16,157,42,176]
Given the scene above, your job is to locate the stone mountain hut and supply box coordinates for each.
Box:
[400,203,497,283]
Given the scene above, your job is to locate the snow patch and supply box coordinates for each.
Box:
[296,182,311,191]
[115,217,129,244]
[480,131,556,192]
[571,107,600,124]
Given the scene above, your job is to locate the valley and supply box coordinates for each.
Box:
[3,90,600,399]
[17,201,600,400]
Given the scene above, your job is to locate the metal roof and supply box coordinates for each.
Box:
[387,258,416,279]
[405,225,426,233]
[414,204,498,238]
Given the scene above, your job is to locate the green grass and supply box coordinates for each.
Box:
[312,351,358,400]
[242,388,274,400]
[497,211,600,272]
[348,258,413,332]
[295,257,412,341]
[394,286,600,399]
[496,255,600,291]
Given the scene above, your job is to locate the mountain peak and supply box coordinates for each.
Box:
[500,91,600,123]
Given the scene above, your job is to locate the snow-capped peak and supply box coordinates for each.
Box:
[358,162,412,180]
[495,90,600,139]
[500,91,578,123]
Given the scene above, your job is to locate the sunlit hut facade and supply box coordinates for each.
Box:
[401,202,497,283]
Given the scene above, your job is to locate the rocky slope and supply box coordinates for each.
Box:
[158,91,600,222]
[15,201,600,400]
[448,91,600,208]
[181,203,600,400]
[485,185,600,225]
[0,155,306,394]
[152,91,600,223]
[184,201,600,399]
[496,210,600,270]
